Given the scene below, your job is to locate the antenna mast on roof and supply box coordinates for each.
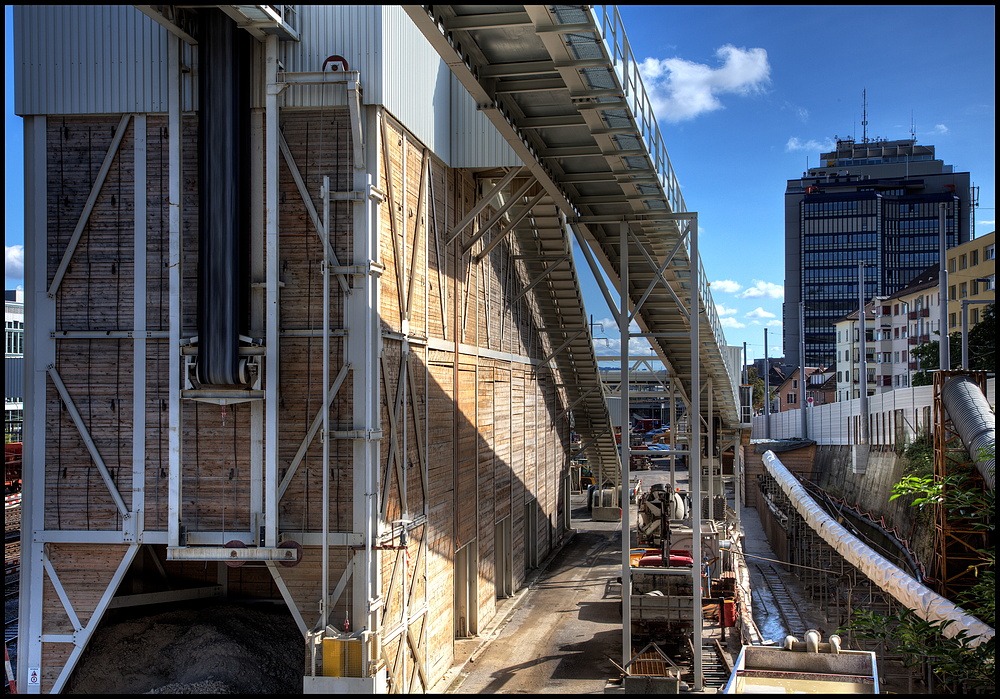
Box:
[861,89,868,144]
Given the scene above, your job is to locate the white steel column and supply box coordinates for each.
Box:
[690,216,703,692]
[799,301,807,440]
[734,435,743,529]
[250,99,265,537]
[707,377,714,521]
[167,35,184,549]
[321,176,332,630]
[938,204,950,371]
[20,113,50,694]
[132,115,147,531]
[352,107,383,639]
[619,221,631,669]
[764,328,771,439]
[264,34,280,549]
[669,382,677,494]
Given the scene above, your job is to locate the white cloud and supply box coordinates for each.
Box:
[6,245,24,282]
[746,307,776,319]
[589,317,657,355]
[639,45,770,123]
[710,279,742,294]
[932,124,949,134]
[740,280,784,300]
[592,335,661,358]
[720,316,746,329]
[714,304,739,316]
[977,219,994,227]
[786,136,836,153]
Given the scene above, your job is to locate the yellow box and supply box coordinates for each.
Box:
[322,637,363,677]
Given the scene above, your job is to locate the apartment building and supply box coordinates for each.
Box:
[946,230,996,336]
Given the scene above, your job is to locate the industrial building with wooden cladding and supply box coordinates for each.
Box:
[14,5,623,693]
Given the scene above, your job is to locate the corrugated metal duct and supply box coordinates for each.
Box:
[762,450,994,648]
[942,376,996,491]
[196,9,252,386]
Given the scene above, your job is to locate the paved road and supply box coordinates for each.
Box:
[441,456,832,694]
[448,498,625,694]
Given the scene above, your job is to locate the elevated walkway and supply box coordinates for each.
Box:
[405,5,742,483]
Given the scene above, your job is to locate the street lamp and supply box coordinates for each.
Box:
[938,204,949,371]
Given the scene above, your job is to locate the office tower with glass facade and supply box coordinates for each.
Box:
[783,138,972,367]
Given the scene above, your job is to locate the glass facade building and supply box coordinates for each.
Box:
[784,139,971,368]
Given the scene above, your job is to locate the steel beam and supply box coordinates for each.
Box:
[49,545,140,693]
[132,114,147,526]
[264,34,280,549]
[167,33,184,550]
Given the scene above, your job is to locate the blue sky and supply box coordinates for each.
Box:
[5,5,996,365]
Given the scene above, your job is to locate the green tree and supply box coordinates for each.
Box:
[911,331,963,386]
[913,304,995,385]
[745,366,765,411]
[966,303,995,371]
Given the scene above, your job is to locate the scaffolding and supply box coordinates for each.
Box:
[932,371,991,601]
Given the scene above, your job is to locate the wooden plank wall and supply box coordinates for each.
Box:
[269,109,358,633]
[36,108,574,693]
[376,113,573,689]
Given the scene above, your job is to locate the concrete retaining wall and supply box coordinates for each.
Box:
[743,442,935,567]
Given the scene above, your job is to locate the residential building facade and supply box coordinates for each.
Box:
[775,366,834,412]
[946,230,996,340]
[834,301,882,401]
[835,264,950,400]
[784,138,972,368]
[885,266,941,387]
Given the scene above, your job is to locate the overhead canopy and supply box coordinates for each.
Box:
[405,5,741,446]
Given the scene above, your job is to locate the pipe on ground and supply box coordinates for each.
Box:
[941,376,995,491]
[762,450,994,647]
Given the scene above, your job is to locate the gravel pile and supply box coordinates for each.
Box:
[63,601,305,694]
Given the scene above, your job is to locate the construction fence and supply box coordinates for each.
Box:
[752,379,995,447]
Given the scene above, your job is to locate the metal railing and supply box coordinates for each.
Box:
[590,5,687,217]
[587,5,728,364]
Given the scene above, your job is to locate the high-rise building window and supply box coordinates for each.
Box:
[784,140,971,367]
